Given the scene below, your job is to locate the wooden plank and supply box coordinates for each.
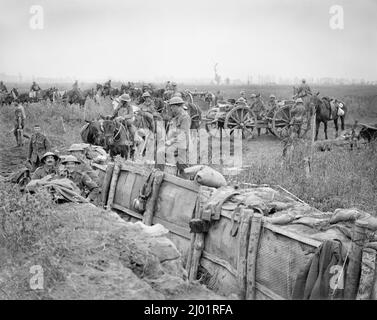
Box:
[125,173,137,207]
[152,216,191,239]
[101,163,114,207]
[246,213,263,300]
[262,221,322,248]
[163,173,200,192]
[202,251,237,277]
[237,209,252,299]
[255,282,286,300]
[143,171,164,226]
[111,203,144,220]
[119,161,151,176]
[107,163,121,207]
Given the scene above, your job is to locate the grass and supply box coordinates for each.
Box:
[227,140,377,214]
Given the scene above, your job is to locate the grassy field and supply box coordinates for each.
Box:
[1,84,377,215]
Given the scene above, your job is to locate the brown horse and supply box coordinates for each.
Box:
[310,93,347,140]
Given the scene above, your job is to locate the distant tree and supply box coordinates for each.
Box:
[225,78,230,85]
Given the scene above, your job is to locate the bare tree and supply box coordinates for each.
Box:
[214,63,221,85]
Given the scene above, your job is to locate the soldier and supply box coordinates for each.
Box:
[111,93,136,145]
[67,144,100,185]
[250,94,267,136]
[0,81,8,93]
[103,80,112,92]
[71,80,82,100]
[165,81,172,91]
[139,91,160,131]
[72,80,79,90]
[31,152,60,180]
[297,79,312,98]
[27,124,51,171]
[239,90,247,102]
[267,94,278,112]
[235,97,247,107]
[156,96,191,177]
[13,101,26,144]
[29,81,41,98]
[290,98,307,137]
[60,155,99,202]
[214,90,224,105]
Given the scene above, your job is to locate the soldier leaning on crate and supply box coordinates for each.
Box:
[27,124,51,171]
[60,155,99,202]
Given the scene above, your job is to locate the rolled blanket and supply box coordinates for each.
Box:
[26,178,88,203]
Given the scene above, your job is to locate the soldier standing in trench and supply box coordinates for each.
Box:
[156,96,191,178]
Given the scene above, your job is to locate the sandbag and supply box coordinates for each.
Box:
[184,165,227,188]
[195,166,227,188]
[330,208,370,224]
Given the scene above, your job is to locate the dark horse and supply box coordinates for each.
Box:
[101,118,134,160]
[310,93,347,140]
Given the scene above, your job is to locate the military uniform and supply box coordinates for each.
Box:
[28,133,51,171]
[0,82,7,93]
[290,103,307,137]
[29,83,41,98]
[112,102,136,140]
[157,108,191,167]
[31,165,58,180]
[61,170,99,200]
[297,83,312,97]
[251,99,266,119]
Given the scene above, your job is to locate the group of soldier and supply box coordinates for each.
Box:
[26,125,102,202]
[110,85,191,176]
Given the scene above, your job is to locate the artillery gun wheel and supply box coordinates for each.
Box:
[224,106,256,139]
[271,104,311,139]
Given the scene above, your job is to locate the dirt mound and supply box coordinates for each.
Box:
[0,203,226,300]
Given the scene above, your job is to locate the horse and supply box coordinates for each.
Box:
[80,120,105,146]
[101,118,134,160]
[310,93,347,140]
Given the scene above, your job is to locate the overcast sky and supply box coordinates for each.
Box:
[0,0,376,82]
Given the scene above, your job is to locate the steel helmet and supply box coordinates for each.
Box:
[41,152,60,163]
[119,93,131,102]
[296,98,304,104]
[250,93,256,98]
[172,82,177,86]
[240,90,246,95]
[236,97,247,103]
[61,155,81,164]
[142,91,151,98]
[168,96,185,105]
[269,94,276,99]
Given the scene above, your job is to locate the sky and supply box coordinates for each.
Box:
[0,0,376,82]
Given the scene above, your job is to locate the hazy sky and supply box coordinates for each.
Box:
[0,0,376,82]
